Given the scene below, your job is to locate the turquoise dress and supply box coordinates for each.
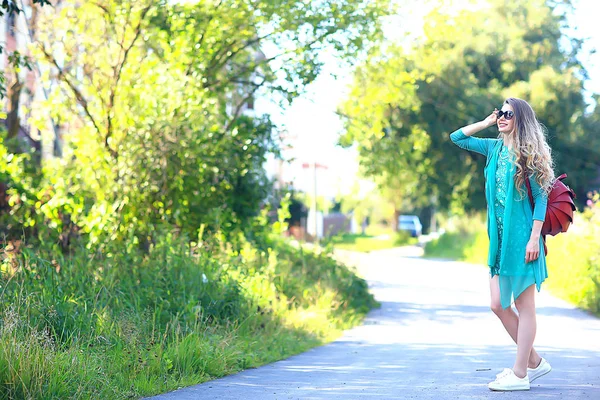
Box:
[450,129,549,309]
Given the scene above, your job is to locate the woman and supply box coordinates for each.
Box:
[450,98,554,391]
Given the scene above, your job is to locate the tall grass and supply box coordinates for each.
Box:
[0,232,377,399]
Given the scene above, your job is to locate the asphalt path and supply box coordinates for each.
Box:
[148,247,600,399]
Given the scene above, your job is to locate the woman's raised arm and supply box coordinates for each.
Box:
[450,109,499,156]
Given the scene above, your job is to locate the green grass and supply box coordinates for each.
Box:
[0,233,377,399]
[424,214,488,264]
[424,230,488,264]
[544,201,600,314]
[330,231,418,252]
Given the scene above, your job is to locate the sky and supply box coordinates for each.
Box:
[567,0,600,95]
[261,0,600,201]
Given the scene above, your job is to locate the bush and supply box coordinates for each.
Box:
[545,192,600,313]
[0,232,377,399]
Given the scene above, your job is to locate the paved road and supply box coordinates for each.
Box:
[148,248,600,399]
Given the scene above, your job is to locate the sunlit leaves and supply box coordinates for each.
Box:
[341,0,596,215]
[2,0,391,247]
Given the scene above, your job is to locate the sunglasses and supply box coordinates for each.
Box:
[496,110,515,120]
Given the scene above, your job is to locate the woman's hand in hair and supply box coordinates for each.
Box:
[483,108,498,128]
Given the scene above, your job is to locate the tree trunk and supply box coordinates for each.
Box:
[0,182,7,210]
[392,209,400,232]
[6,78,23,140]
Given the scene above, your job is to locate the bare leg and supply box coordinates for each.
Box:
[489,275,541,369]
[512,284,537,378]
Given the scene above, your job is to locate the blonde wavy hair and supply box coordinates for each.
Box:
[503,97,555,198]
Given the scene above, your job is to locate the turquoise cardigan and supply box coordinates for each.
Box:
[450,129,548,308]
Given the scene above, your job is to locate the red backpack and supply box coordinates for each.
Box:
[526,173,576,254]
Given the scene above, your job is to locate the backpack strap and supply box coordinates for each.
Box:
[525,174,534,210]
[525,173,548,255]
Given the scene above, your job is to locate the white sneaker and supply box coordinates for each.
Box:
[488,369,530,391]
[495,368,512,379]
[528,358,552,382]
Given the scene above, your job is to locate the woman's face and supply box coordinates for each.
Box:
[497,103,515,135]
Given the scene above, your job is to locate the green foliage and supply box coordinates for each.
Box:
[0,0,50,16]
[340,0,600,213]
[294,192,334,215]
[0,1,390,396]
[5,0,392,248]
[0,135,52,242]
[330,230,418,252]
[0,0,52,98]
[545,193,600,313]
[285,192,308,228]
[338,180,397,228]
[0,232,376,398]
[424,213,488,264]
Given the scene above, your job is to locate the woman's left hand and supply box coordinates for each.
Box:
[525,239,540,263]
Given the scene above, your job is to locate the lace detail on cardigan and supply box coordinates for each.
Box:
[492,145,511,274]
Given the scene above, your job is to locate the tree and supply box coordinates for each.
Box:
[3,0,392,247]
[340,0,599,214]
[338,180,397,231]
[0,0,51,98]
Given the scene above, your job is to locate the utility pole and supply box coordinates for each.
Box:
[302,161,328,244]
[313,161,318,244]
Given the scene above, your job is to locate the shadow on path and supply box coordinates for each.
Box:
[147,253,600,399]
[148,341,600,400]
